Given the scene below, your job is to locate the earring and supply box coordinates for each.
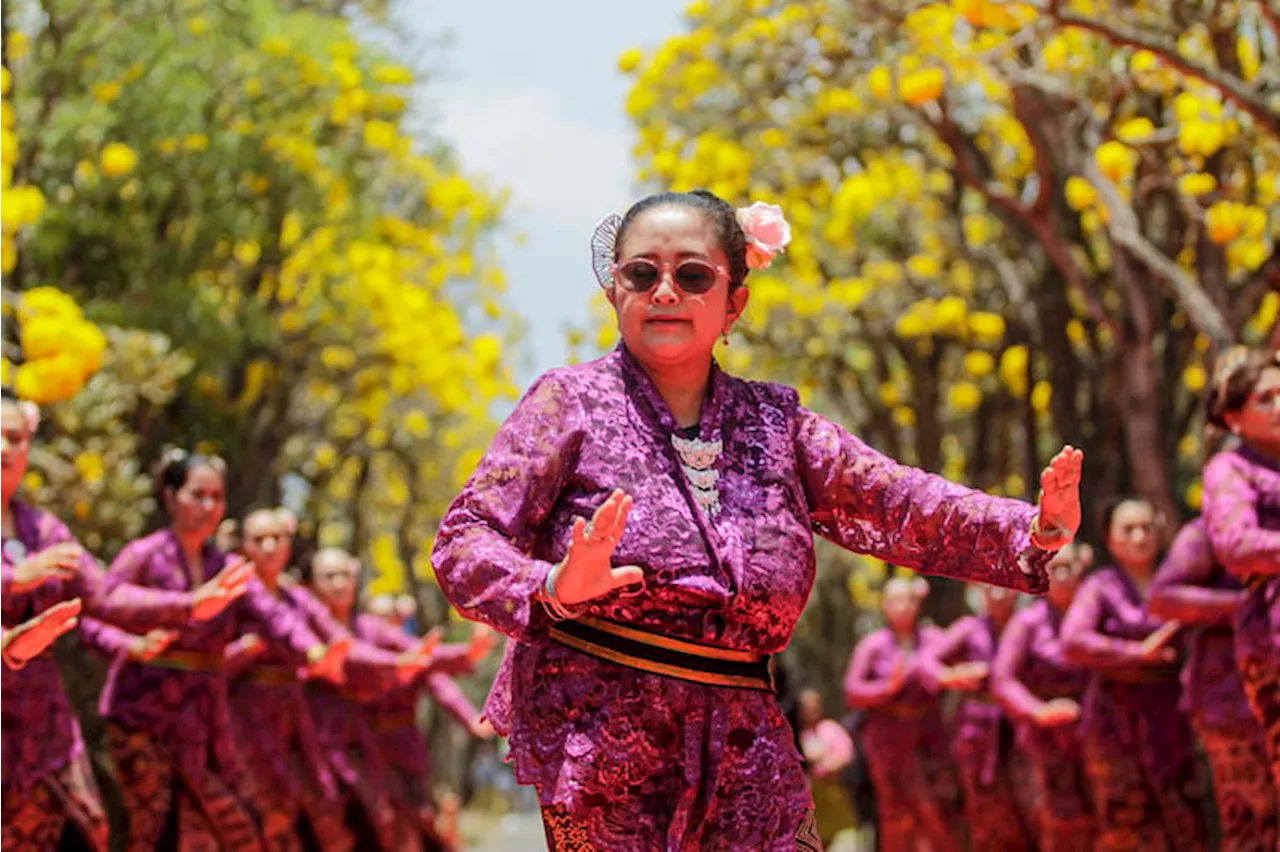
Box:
[721,330,730,346]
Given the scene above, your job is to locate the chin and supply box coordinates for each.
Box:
[630,333,711,365]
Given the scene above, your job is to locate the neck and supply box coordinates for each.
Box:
[1119,561,1154,593]
[259,568,280,593]
[327,600,353,623]
[1048,594,1072,613]
[892,625,916,646]
[639,355,712,429]
[1245,438,1280,465]
[1,491,14,531]
[989,610,1013,633]
[175,531,205,569]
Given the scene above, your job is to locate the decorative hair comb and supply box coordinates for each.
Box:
[1211,345,1250,389]
[19,401,39,433]
[589,200,792,288]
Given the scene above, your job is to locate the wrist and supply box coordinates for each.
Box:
[541,561,582,622]
[1030,515,1069,551]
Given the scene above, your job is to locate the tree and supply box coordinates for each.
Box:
[3,0,519,585]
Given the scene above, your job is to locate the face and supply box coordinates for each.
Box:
[166,464,226,541]
[977,583,1019,622]
[1225,365,1280,451]
[241,510,293,579]
[1046,544,1091,608]
[0,402,31,501]
[608,205,749,370]
[798,688,824,726]
[882,581,922,633]
[1106,500,1159,572]
[309,550,359,613]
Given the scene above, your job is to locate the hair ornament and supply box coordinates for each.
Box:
[591,214,623,288]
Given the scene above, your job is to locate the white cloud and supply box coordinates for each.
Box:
[433,85,636,230]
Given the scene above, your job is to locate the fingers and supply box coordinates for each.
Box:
[571,517,588,550]
[217,560,254,590]
[420,627,445,656]
[608,565,645,591]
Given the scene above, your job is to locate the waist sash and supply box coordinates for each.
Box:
[143,649,224,673]
[549,615,774,692]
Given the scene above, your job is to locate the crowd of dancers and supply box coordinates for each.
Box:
[1,388,497,852]
[838,345,1279,852]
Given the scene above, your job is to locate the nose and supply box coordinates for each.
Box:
[652,271,679,305]
[263,538,277,554]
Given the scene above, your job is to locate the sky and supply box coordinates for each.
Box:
[401,0,689,386]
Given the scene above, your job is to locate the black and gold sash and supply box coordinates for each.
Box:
[549,615,774,692]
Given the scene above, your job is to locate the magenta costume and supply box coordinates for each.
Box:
[921,614,1031,851]
[1203,446,1280,786]
[1149,517,1278,850]
[1061,565,1209,851]
[843,625,961,852]
[991,597,1094,852]
[82,529,331,851]
[433,343,1052,850]
[1,502,199,851]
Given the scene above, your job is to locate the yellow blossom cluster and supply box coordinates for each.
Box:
[9,288,108,404]
[609,0,1277,519]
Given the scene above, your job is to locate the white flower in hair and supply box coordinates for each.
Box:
[735,202,792,269]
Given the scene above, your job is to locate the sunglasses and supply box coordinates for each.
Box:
[612,258,728,295]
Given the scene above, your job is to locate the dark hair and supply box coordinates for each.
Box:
[1206,347,1278,429]
[614,189,750,289]
[152,448,227,508]
[1098,495,1154,539]
[0,388,17,405]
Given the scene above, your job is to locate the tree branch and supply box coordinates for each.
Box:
[1047,6,1280,138]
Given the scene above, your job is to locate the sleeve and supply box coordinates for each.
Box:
[990,610,1046,724]
[1148,522,1245,625]
[353,613,417,653]
[78,534,193,631]
[237,578,327,665]
[431,371,586,642]
[424,672,482,729]
[78,616,140,658]
[916,618,970,693]
[1203,452,1280,578]
[795,405,1049,594]
[1060,574,1144,669]
[843,633,899,709]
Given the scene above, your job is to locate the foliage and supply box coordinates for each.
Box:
[615,0,1277,534]
[2,0,519,603]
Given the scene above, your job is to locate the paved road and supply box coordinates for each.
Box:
[458,810,548,852]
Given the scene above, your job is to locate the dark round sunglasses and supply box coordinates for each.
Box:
[611,258,728,295]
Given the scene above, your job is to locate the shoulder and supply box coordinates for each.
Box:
[18,503,72,543]
[1173,517,1210,547]
[1077,567,1115,597]
[116,530,169,563]
[514,357,619,415]
[1204,448,1252,482]
[857,627,891,650]
[721,372,800,415]
[1008,602,1043,632]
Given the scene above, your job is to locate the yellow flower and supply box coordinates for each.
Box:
[91,82,123,104]
[949,381,983,413]
[1182,363,1207,393]
[18,287,82,322]
[1178,173,1217,196]
[184,133,210,152]
[1185,482,1203,510]
[371,64,414,86]
[967,311,1006,343]
[14,354,85,404]
[1030,381,1052,414]
[1205,201,1245,245]
[1064,176,1096,211]
[618,48,644,74]
[1095,141,1137,183]
[1115,118,1155,144]
[963,350,995,378]
[363,120,397,151]
[899,68,946,106]
[100,143,138,178]
[892,405,917,428]
[868,65,893,100]
[999,345,1029,397]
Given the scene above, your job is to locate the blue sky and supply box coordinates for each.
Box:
[402,0,689,385]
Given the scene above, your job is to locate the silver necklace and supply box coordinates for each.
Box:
[671,434,722,517]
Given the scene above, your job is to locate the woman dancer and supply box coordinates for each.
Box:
[229,509,441,851]
[1,393,253,852]
[1149,517,1278,850]
[1201,346,1280,784]
[922,583,1031,851]
[357,603,495,852]
[84,451,349,851]
[795,688,858,849]
[1,598,81,669]
[1061,496,1208,851]
[991,544,1095,852]
[301,547,428,851]
[432,189,1083,848]
[845,577,961,852]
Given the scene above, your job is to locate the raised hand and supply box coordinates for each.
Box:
[396,627,446,684]
[1034,697,1082,727]
[129,629,179,662]
[191,557,255,622]
[465,623,499,665]
[2,598,83,668]
[550,490,645,607]
[12,543,85,592]
[1034,446,1085,551]
[938,661,989,692]
[885,658,908,695]
[1139,620,1181,663]
[305,635,351,685]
